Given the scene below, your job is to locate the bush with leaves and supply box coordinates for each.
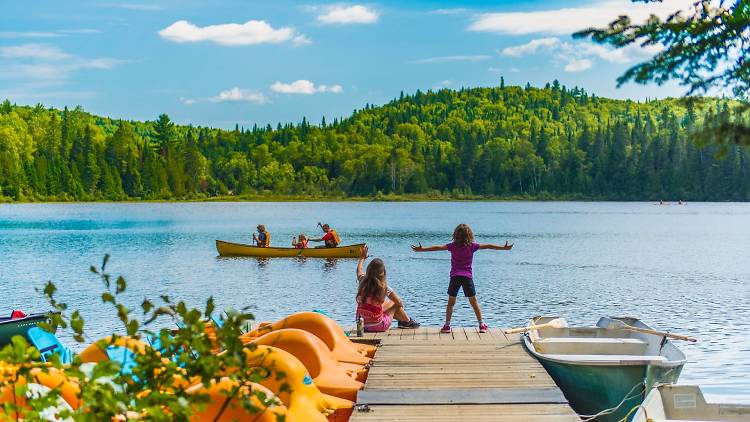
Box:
[0,255,285,421]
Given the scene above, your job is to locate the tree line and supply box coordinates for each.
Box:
[0,82,748,201]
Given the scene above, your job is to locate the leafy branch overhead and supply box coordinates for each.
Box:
[574,0,750,145]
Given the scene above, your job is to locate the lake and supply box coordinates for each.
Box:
[0,201,748,403]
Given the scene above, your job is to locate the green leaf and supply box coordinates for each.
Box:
[205,297,215,319]
[43,281,57,298]
[142,299,154,314]
[127,320,139,336]
[116,276,127,294]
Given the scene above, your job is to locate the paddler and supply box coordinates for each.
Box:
[311,222,340,248]
[252,224,271,247]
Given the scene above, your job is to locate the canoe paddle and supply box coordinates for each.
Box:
[604,319,697,342]
[504,318,567,334]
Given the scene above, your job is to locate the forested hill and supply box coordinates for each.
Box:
[1,83,748,202]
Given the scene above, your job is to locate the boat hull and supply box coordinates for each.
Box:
[216,240,365,259]
[535,355,682,422]
[0,313,50,346]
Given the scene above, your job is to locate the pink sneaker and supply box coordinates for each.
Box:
[479,322,489,333]
[440,324,451,333]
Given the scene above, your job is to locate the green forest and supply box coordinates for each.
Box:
[1,82,748,202]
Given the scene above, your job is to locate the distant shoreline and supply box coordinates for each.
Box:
[0,193,707,204]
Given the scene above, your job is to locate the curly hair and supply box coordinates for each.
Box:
[452,224,474,246]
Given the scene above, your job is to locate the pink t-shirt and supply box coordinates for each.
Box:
[446,242,480,278]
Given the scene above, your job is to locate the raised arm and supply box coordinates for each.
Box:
[356,245,369,278]
[410,242,448,252]
[477,241,513,250]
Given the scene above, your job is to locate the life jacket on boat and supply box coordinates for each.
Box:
[326,229,341,247]
[294,239,308,249]
[10,310,27,319]
[257,232,270,247]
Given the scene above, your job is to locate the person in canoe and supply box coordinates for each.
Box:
[292,234,308,249]
[411,223,513,334]
[356,245,420,331]
[252,224,271,248]
[310,222,340,248]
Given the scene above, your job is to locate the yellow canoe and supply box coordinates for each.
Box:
[215,240,365,259]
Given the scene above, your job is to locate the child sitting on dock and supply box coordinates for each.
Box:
[356,245,420,331]
[411,224,512,334]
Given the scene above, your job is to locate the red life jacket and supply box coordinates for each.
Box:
[10,310,27,319]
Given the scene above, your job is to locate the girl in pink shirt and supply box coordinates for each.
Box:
[356,246,420,332]
[412,224,512,334]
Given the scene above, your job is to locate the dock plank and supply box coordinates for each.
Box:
[350,326,579,422]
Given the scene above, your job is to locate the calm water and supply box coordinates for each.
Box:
[0,202,748,402]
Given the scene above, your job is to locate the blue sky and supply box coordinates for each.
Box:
[0,0,691,129]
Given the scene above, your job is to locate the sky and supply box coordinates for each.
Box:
[0,0,696,129]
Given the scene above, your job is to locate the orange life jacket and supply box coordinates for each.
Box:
[328,229,341,247]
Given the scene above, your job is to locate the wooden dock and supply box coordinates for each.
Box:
[348,326,580,421]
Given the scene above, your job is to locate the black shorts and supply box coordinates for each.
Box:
[448,276,476,297]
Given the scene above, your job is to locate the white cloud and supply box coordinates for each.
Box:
[564,58,593,72]
[0,29,100,39]
[317,5,379,24]
[0,43,72,60]
[489,66,522,74]
[0,44,124,102]
[181,87,270,105]
[158,20,310,46]
[427,8,469,15]
[412,55,490,64]
[501,37,559,57]
[211,87,268,103]
[58,29,101,35]
[469,0,699,35]
[432,80,453,89]
[270,80,343,94]
[100,3,164,11]
[501,36,663,73]
[0,31,60,39]
[292,35,313,46]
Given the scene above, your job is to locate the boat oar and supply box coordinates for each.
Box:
[605,319,697,342]
[504,318,567,334]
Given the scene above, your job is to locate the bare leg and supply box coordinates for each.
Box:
[445,295,457,325]
[383,299,410,322]
[468,296,483,323]
[386,305,410,322]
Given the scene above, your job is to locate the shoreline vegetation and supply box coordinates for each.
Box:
[2,83,749,204]
[0,191,686,204]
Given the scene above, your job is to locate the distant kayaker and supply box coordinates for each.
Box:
[292,234,308,249]
[411,223,513,334]
[252,224,271,248]
[356,245,420,331]
[311,223,340,248]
